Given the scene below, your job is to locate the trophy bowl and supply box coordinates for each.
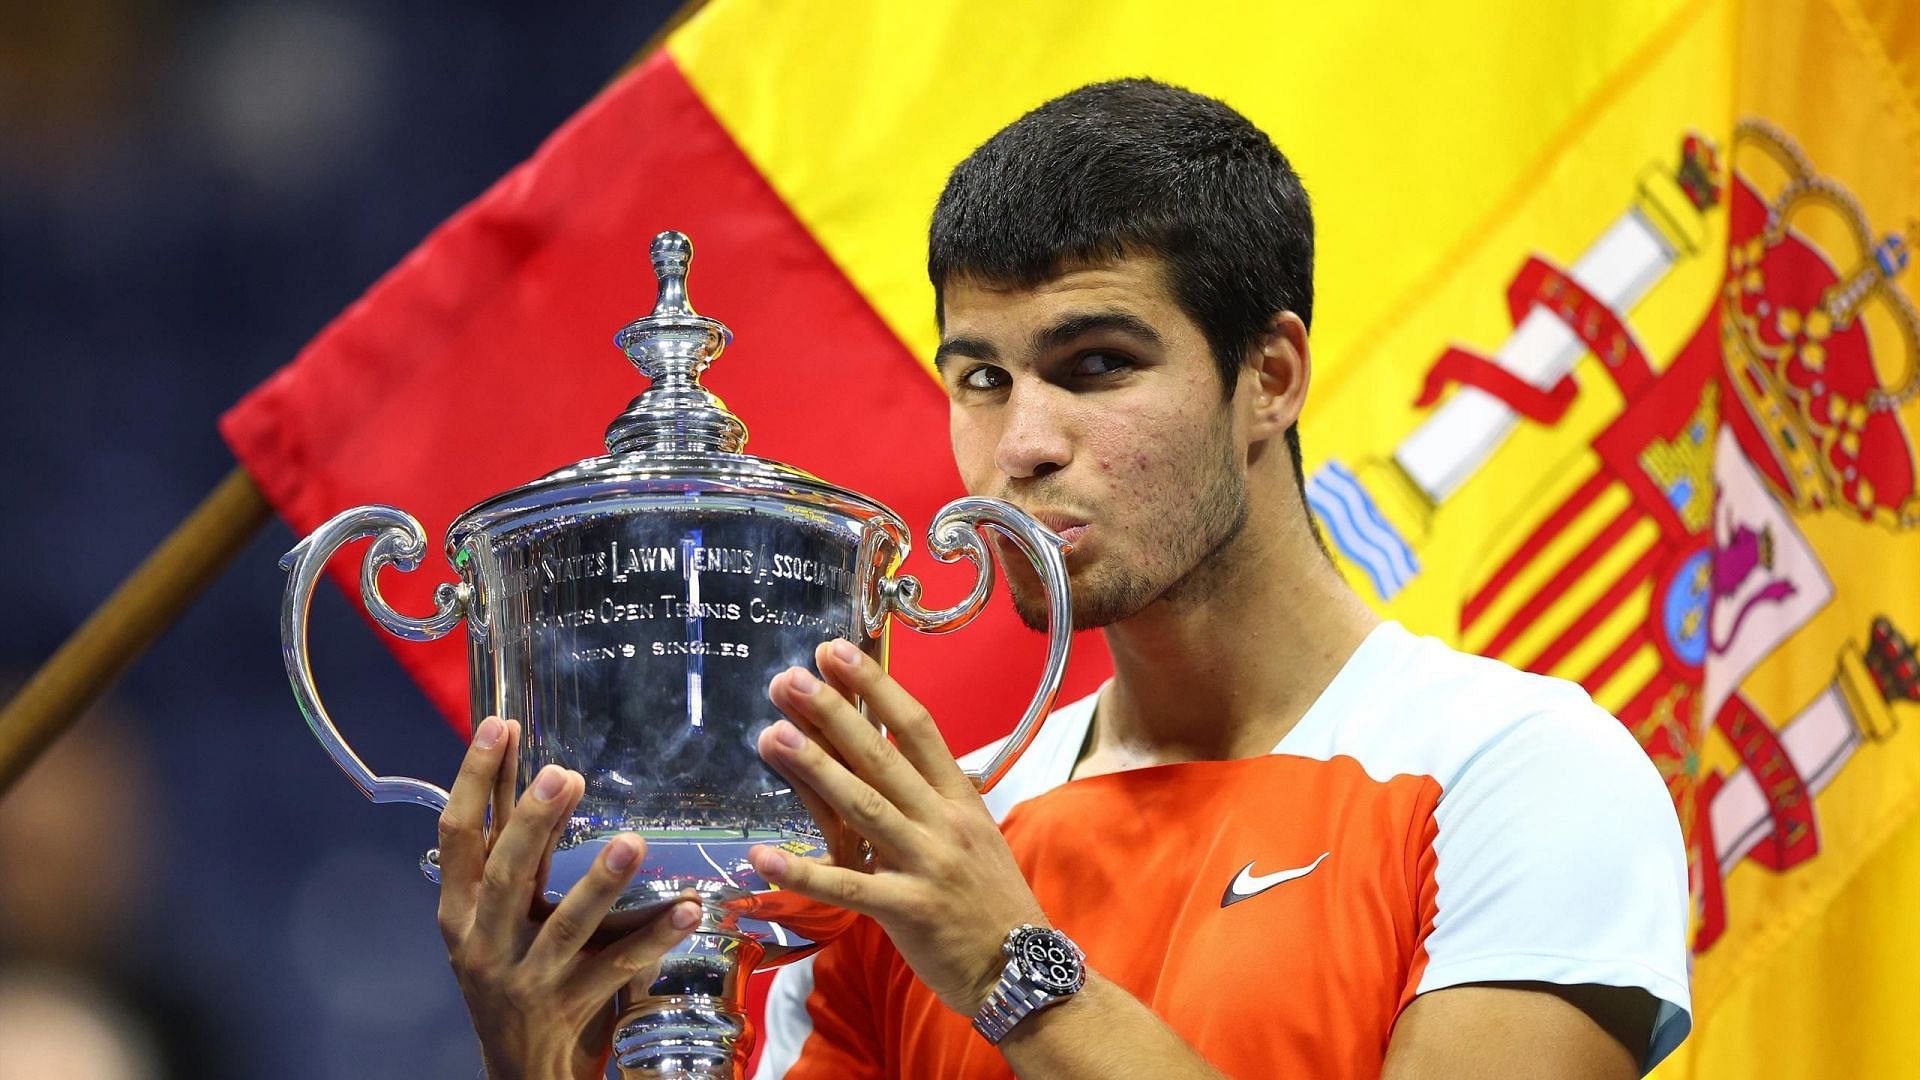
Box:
[278,231,1072,1078]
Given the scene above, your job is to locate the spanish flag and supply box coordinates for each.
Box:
[223,2,1920,1075]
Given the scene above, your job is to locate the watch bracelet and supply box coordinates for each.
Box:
[974,975,1057,1044]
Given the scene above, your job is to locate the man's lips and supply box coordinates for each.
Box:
[1025,511,1091,551]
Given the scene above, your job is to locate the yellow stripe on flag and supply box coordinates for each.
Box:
[669,0,1700,385]
[1597,643,1664,716]
[1554,581,1658,687]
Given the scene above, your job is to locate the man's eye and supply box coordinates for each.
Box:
[1071,351,1131,377]
[961,365,1008,390]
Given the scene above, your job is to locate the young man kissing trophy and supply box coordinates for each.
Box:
[439,79,1691,1080]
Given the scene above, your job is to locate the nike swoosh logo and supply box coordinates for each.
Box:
[1220,851,1331,908]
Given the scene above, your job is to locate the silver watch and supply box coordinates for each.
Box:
[972,924,1087,1044]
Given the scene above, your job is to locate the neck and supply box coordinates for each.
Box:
[1079,500,1379,777]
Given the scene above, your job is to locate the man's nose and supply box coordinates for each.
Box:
[995,384,1072,480]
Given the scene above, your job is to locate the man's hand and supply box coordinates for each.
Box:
[747,640,1048,1017]
[439,716,702,1080]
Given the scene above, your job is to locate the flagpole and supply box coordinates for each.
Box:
[0,467,270,792]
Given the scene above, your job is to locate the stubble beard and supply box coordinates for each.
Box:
[1004,428,1250,633]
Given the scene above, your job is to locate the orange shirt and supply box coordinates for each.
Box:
[760,622,1691,1079]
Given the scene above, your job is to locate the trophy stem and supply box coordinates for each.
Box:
[612,924,766,1079]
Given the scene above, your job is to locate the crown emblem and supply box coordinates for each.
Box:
[1720,120,1920,528]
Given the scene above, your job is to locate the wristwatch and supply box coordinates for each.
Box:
[972,924,1087,1044]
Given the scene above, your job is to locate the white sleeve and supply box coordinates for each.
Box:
[1414,697,1694,1072]
[749,954,817,1080]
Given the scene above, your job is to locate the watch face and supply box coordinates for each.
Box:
[1014,928,1082,994]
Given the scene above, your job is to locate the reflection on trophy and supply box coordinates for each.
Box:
[277,231,1073,1077]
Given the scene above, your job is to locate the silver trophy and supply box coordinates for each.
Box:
[278,230,1071,1078]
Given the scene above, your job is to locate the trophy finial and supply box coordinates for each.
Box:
[649,231,695,318]
[606,229,747,455]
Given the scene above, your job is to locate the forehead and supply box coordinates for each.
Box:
[938,256,1188,343]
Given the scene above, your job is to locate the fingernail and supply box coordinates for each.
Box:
[832,639,861,666]
[773,721,806,750]
[532,765,565,801]
[605,836,640,873]
[760,849,788,875]
[671,901,700,930]
[473,716,503,749]
[788,668,819,695]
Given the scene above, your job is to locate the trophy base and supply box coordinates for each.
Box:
[613,925,766,1079]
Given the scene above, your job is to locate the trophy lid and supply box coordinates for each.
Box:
[447,230,900,547]
[603,231,747,456]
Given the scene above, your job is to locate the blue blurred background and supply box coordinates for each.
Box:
[0,3,677,1075]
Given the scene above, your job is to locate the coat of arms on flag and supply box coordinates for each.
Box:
[1315,117,1920,955]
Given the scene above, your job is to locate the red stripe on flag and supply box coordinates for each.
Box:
[1520,543,1662,676]
[1478,503,1645,660]
[220,51,1110,753]
[1462,469,1610,631]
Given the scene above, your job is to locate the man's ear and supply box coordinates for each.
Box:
[1246,310,1309,442]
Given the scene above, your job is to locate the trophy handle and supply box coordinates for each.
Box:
[873,496,1071,794]
[279,504,470,812]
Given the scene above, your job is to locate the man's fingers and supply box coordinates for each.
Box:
[819,639,975,799]
[764,741,865,870]
[768,652,948,819]
[524,833,646,970]
[567,899,703,1004]
[531,762,582,917]
[757,719,921,859]
[764,669,902,827]
[472,765,583,949]
[487,719,521,847]
[747,845,895,917]
[816,652,860,708]
[437,715,511,941]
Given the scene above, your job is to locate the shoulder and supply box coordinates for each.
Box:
[1287,621,1658,802]
[1318,629,1692,1068]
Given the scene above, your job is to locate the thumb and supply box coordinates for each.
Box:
[564,898,703,1004]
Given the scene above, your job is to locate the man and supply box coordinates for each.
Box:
[440,79,1690,1078]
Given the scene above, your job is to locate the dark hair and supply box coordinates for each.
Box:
[928,78,1314,473]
